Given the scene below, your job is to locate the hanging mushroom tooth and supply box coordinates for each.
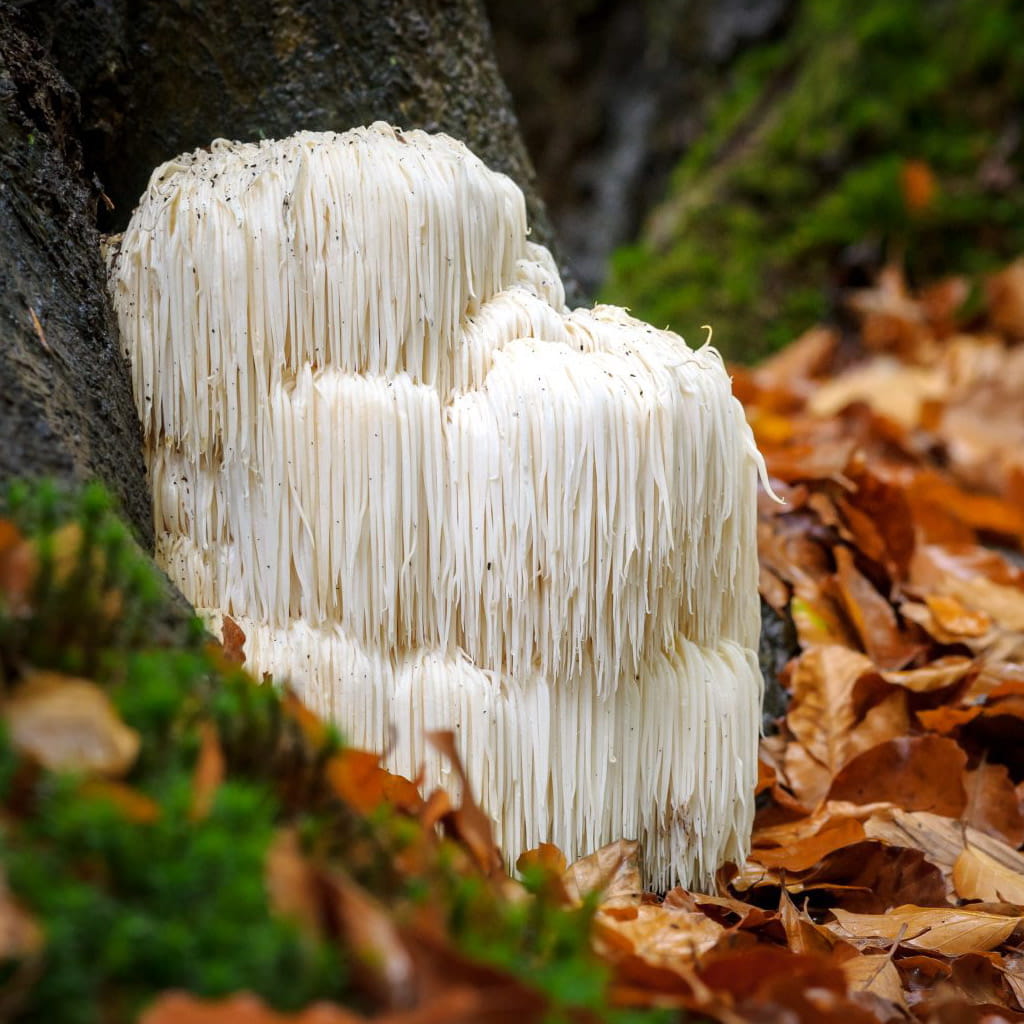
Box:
[111,124,766,890]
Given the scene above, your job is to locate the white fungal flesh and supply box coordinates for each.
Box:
[110,122,766,891]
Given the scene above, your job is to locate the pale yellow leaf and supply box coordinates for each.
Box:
[6,671,139,777]
[829,905,1020,955]
[954,845,1024,905]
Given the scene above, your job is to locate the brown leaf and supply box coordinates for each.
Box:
[964,763,1024,848]
[751,817,867,872]
[326,749,423,817]
[925,594,993,638]
[138,993,364,1023]
[6,671,139,777]
[79,780,161,823]
[190,720,225,822]
[881,657,974,694]
[829,905,1021,956]
[0,520,36,616]
[836,949,909,1017]
[987,260,1024,341]
[426,731,503,877]
[324,873,417,1011]
[902,160,938,213]
[221,615,247,665]
[266,829,323,939]
[827,735,967,815]
[563,840,643,909]
[595,902,725,964]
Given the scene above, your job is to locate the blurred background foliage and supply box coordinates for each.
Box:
[486,0,1024,360]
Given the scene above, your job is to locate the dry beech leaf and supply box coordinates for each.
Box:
[595,903,725,962]
[563,840,643,908]
[829,905,1021,956]
[925,594,993,637]
[953,846,1024,905]
[6,671,140,777]
[427,731,502,877]
[827,735,967,815]
[964,762,1024,848]
[836,949,908,1013]
[751,817,866,872]
[880,656,974,694]
[326,748,422,817]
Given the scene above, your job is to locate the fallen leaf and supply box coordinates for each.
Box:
[925,594,992,638]
[563,840,643,909]
[138,992,363,1023]
[221,615,247,665]
[326,748,423,817]
[595,902,725,963]
[827,735,967,815]
[6,671,140,777]
[751,817,866,871]
[829,905,1021,955]
[427,731,502,877]
[964,762,1024,848]
[837,949,908,1016]
[266,829,323,939]
[324,873,416,1011]
[954,846,1024,905]
[190,720,225,821]
[79,780,161,823]
[881,657,974,694]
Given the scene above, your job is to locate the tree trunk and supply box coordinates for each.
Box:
[0,5,152,544]
[0,0,565,548]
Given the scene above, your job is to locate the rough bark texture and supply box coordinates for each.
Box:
[0,5,152,545]
[22,0,563,271]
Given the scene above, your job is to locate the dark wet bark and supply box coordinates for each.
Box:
[20,0,564,274]
[0,4,152,545]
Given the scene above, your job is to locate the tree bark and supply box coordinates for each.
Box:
[22,0,560,258]
[0,5,152,544]
[0,0,565,548]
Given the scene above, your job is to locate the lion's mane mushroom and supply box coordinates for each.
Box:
[109,123,767,889]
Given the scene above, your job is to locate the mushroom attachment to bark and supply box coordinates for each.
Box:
[109,123,767,890]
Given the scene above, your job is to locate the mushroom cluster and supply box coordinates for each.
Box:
[109,123,766,889]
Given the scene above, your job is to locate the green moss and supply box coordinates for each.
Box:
[604,0,1024,361]
[0,482,662,1022]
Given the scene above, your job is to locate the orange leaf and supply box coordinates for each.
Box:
[80,780,161,823]
[326,748,421,816]
[139,993,363,1023]
[221,615,247,665]
[427,731,502,877]
[751,818,867,872]
[190,720,225,822]
[901,160,937,213]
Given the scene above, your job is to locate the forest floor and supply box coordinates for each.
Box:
[3,260,1024,1023]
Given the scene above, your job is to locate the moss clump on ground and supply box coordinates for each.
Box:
[603,0,1024,361]
[0,482,662,1023]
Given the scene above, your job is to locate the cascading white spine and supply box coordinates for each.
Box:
[109,122,766,891]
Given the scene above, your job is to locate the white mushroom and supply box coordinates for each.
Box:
[109,123,767,890]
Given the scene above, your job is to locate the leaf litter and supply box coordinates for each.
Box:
[5,258,1024,1021]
